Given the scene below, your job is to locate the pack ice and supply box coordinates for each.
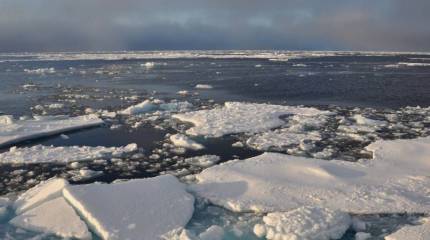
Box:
[385,218,430,240]
[9,175,195,240]
[0,143,137,164]
[173,102,329,137]
[0,114,103,148]
[190,137,430,214]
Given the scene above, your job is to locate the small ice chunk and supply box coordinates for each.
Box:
[185,155,220,168]
[195,84,213,89]
[46,103,64,109]
[10,197,91,239]
[170,134,205,150]
[142,62,155,68]
[63,175,195,240]
[0,114,103,147]
[352,114,387,127]
[119,100,155,115]
[13,178,68,215]
[254,206,351,240]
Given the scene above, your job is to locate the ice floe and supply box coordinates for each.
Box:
[385,218,430,240]
[119,100,156,115]
[170,134,205,150]
[0,114,103,148]
[10,197,91,239]
[191,137,430,214]
[173,102,329,137]
[253,206,351,240]
[63,175,195,240]
[8,175,195,240]
[0,143,137,164]
[184,155,220,168]
[195,84,213,89]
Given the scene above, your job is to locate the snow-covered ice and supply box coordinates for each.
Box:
[119,100,156,115]
[170,134,205,150]
[10,197,91,239]
[173,102,329,137]
[0,143,138,164]
[63,175,195,240]
[13,178,68,215]
[253,206,351,240]
[0,114,103,147]
[385,218,430,240]
[191,137,430,213]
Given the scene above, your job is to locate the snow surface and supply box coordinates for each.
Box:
[63,175,195,240]
[385,218,430,240]
[191,137,430,214]
[11,197,91,239]
[173,102,329,137]
[170,134,205,150]
[253,206,351,240]
[0,114,103,147]
[0,143,138,164]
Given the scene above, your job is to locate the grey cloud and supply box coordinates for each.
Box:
[0,0,429,52]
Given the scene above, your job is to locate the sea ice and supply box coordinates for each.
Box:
[385,218,430,240]
[13,178,68,215]
[0,143,138,164]
[195,84,213,89]
[170,134,205,150]
[119,100,156,115]
[190,137,430,214]
[10,197,91,240]
[253,206,351,240]
[63,175,195,240]
[184,155,221,168]
[173,102,329,137]
[0,114,103,148]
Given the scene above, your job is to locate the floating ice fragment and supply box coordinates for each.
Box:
[195,84,213,89]
[170,134,205,150]
[0,143,138,164]
[0,114,103,148]
[184,155,220,167]
[119,100,155,115]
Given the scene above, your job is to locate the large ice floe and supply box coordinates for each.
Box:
[0,143,137,164]
[9,175,194,240]
[173,102,329,137]
[190,136,430,214]
[0,114,103,148]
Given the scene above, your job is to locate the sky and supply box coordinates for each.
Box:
[0,0,429,52]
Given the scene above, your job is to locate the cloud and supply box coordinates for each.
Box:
[0,0,429,52]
